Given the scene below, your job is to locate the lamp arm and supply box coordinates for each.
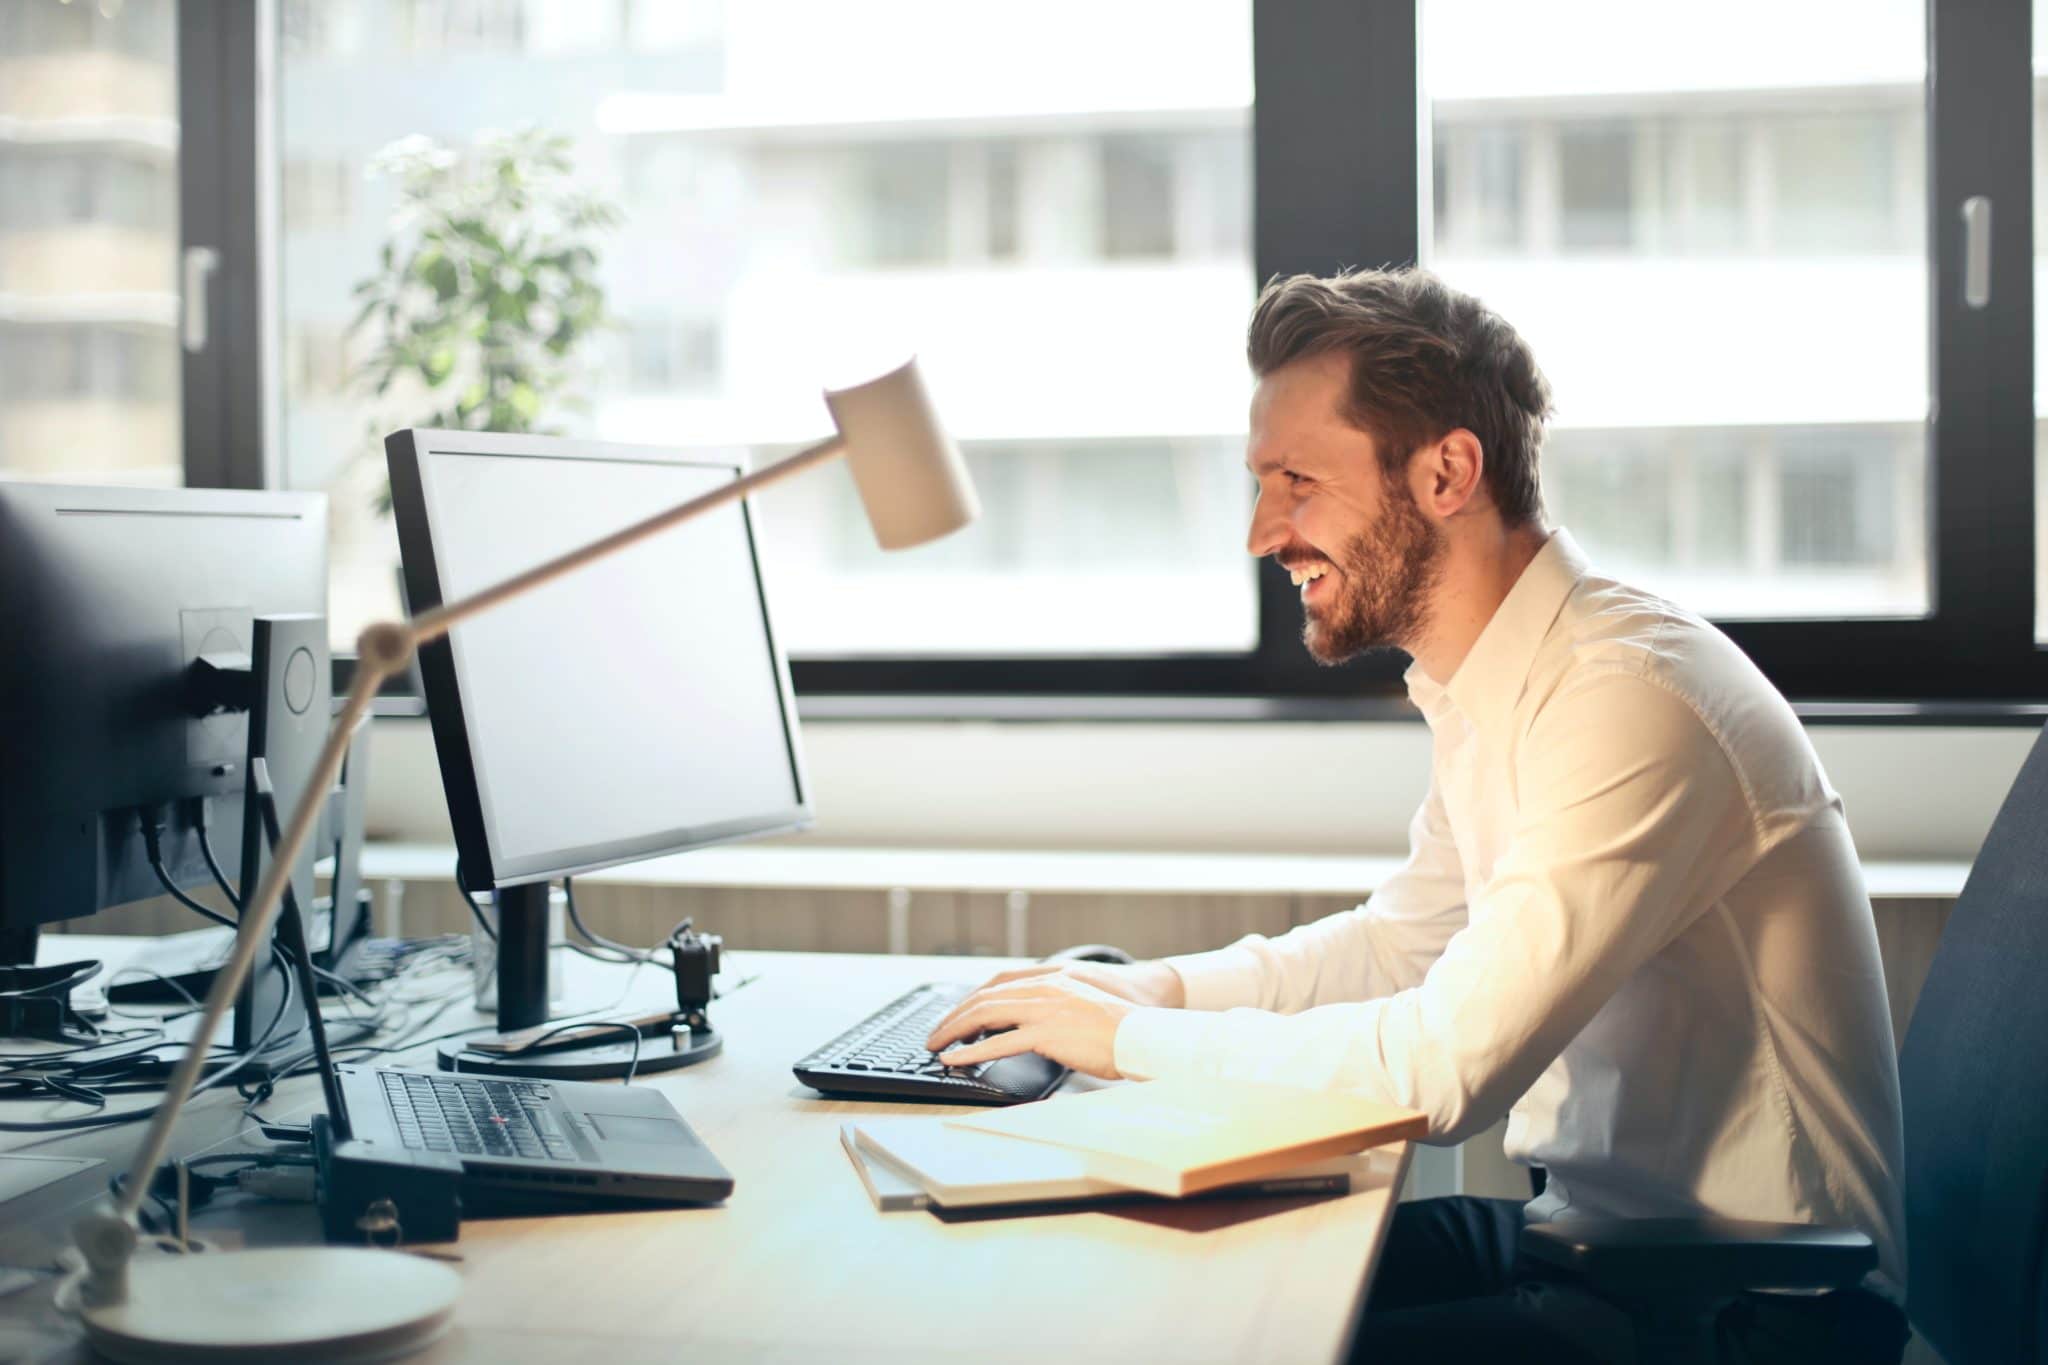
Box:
[107,662,387,1229]
[81,431,850,1294]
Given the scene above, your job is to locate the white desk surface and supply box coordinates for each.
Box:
[5,938,1408,1365]
[362,840,1971,900]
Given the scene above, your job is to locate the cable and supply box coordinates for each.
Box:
[103,964,204,1017]
[562,877,653,963]
[326,936,664,1070]
[196,798,242,912]
[0,1027,161,1068]
[455,1019,645,1085]
[0,843,312,1132]
[0,860,299,1127]
[0,959,102,1000]
[205,798,379,1018]
[310,963,381,1014]
[0,955,300,1131]
[454,860,497,942]
[140,815,236,931]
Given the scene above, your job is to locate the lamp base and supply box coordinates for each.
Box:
[434,1023,721,1080]
[76,1246,460,1363]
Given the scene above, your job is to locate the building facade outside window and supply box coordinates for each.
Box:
[1425,0,1928,622]
[0,0,181,484]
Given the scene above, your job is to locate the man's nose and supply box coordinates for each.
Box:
[1246,491,1288,559]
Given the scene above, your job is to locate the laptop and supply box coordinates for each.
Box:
[241,749,732,1212]
[281,899,732,1210]
[331,1062,733,1210]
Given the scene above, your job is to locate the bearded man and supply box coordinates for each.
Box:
[926,268,1908,1364]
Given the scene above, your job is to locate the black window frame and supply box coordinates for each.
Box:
[218,0,2040,711]
[178,0,273,493]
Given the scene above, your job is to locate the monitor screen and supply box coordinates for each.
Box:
[392,434,810,887]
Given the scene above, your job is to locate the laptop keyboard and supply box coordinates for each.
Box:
[380,1071,577,1161]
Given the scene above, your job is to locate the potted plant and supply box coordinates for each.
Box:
[326,126,621,649]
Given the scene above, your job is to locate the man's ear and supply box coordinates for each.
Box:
[1415,429,1485,517]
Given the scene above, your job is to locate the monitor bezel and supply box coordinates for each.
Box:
[386,428,814,891]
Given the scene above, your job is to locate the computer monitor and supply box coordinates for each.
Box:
[0,480,328,1051]
[387,430,812,1071]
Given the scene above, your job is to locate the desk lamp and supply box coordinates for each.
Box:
[63,359,978,1363]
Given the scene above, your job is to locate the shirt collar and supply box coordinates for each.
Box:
[1405,529,1589,735]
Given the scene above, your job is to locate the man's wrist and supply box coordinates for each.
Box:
[1159,940,1266,1011]
[1134,959,1187,1009]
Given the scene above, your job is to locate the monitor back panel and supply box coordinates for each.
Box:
[0,482,326,929]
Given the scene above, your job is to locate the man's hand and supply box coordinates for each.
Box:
[923,960,1185,1079]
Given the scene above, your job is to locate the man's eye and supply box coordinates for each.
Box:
[1284,471,1310,485]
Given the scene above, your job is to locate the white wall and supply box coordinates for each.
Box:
[365,716,2034,862]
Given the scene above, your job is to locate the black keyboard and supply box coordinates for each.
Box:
[792,982,1067,1105]
[380,1071,577,1161]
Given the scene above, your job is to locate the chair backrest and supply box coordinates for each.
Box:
[1898,723,2048,1365]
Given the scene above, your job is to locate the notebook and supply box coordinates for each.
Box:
[842,1117,1360,1212]
[947,1076,1427,1197]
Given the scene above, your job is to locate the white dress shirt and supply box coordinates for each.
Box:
[1115,530,1907,1292]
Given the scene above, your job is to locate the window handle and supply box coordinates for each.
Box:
[181,246,221,353]
[1961,196,1991,310]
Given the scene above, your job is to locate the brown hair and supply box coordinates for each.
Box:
[1246,267,1552,526]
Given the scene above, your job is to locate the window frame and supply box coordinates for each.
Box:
[237,0,2039,710]
[1712,0,2036,703]
[179,0,274,492]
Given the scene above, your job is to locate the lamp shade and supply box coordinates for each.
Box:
[823,358,980,551]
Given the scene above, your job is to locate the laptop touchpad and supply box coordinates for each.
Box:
[585,1113,693,1146]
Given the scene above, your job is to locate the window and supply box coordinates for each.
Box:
[1434,125,1524,252]
[624,316,720,394]
[61,0,2012,706]
[847,142,952,267]
[1557,122,1637,251]
[0,0,181,484]
[1103,135,1178,258]
[278,0,1259,662]
[1423,0,1930,623]
[394,0,526,54]
[283,158,356,232]
[1660,119,1746,252]
[986,141,1021,260]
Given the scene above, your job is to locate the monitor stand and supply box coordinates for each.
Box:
[1,925,36,968]
[432,882,722,1080]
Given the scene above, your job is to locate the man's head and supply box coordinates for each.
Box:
[1244,267,1553,665]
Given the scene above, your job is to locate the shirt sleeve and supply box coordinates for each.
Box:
[1165,772,1470,1013]
[1115,671,1758,1144]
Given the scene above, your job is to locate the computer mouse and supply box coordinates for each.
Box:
[1041,942,1135,966]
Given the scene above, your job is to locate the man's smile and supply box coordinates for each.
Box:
[1283,558,1335,603]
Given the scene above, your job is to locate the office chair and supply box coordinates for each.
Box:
[1518,721,2048,1365]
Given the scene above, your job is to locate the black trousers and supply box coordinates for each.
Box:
[1348,1197,1910,1364]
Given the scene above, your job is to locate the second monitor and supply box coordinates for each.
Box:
[387,429,812,1076]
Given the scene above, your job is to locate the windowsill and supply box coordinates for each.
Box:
[367,693,2048,726]
[359,840,1969,901]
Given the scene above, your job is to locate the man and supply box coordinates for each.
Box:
[926,268,1909,1363]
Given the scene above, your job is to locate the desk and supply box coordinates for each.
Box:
[4,939,1409,1365]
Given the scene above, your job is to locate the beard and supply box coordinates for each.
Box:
[1302,484,1446,666]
